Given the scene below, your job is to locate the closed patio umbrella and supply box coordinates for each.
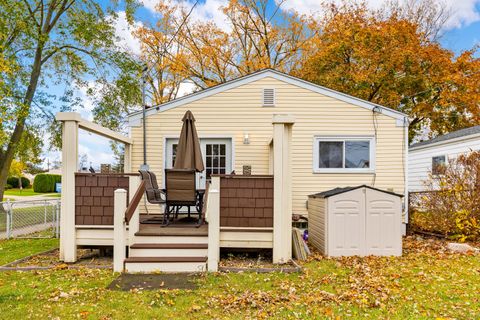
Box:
[174,110,205,172]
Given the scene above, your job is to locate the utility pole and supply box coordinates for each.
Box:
[141,65,149,170]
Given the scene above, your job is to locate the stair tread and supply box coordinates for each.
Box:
[125,256,207,263]
[130,243,208,249]
[136,224,208,237]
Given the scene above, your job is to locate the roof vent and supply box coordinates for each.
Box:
[262,88,275,106]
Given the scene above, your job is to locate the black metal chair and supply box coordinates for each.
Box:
[138,170,170,224]
[139,169,203,226]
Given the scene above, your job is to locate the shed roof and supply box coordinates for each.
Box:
[409,125,480,150]
[308,185,403,199]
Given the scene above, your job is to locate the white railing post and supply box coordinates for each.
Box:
[207,176,220,272]
[113,189,127,273]
[55,113,80,262]
[272,115,295,264]
[128,176,141,246]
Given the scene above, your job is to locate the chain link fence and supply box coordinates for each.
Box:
[0,199,60,239]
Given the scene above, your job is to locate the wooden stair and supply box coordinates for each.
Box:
[124,225,208,273]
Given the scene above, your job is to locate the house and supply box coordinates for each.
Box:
[409,125,480,192]
[56,69,409,273]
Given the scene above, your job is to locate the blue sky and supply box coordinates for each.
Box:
[45,0,480,170]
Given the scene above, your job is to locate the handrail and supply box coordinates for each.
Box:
[124,180,145,223]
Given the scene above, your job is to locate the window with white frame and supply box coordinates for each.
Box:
[432,155,446,176]
[313,137,374,172]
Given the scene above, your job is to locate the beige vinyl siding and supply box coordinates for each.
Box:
[130,77,405,215]
[307,197,326,254]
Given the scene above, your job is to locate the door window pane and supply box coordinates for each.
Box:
[172,144,177,167]
[345,141,370,168]
[319,141,343,168]
[205,143,228,179]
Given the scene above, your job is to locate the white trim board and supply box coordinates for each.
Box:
[128,69,408,126]
[409,132,480,152]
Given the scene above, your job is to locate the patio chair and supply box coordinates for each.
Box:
[138,170,168,223]
[164,168,201,225]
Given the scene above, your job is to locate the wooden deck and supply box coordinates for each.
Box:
[136,223,208,236]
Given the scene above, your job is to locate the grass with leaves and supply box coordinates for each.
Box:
[0,238,58,266]
[0,237,479,319]
[3,188,60,197]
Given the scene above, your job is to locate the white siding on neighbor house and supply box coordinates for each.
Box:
[408,135,480,191]
[130,76,406,215]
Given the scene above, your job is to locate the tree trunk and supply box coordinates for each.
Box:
[0,44,44,202]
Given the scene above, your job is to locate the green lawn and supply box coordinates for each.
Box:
[3,188,60,197]
[0,238,479,319]
[0,238,58,266]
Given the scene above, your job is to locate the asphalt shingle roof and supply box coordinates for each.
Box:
[409,125,480,149]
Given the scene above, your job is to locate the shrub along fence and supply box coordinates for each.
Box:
[409,189,480,241]
[33,174,61,193]
[409,151,480,242]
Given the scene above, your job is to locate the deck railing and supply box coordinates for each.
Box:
[113,175,142,272]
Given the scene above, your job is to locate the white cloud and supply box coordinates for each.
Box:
[78,130,117,169]
[443,0,480,29]
[177,80,196,97]
[279,0,480,30]
[142,0,230,30]
[109,11,143,56]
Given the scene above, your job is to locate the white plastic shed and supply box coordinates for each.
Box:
[308,185,403,257]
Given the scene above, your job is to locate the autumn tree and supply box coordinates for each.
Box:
[91,0,310,129]
[9,160,27,190]
[298,1,480,140]
[0,0,138,201]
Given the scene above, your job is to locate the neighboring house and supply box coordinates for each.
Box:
[409,125,480,192]
[56,69,409,272]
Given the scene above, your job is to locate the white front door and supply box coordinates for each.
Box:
[165,138,232,189]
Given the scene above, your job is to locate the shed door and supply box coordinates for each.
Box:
[328,188,366,256]
[365,189,402,256]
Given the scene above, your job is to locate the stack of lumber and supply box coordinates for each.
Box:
[292,228,310,260]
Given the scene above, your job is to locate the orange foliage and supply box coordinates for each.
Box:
[134,0,479,139]
[298,2,480,138]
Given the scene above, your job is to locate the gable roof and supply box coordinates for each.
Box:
[409,125,480,150]
[308,185,403,199]
[128,69,408,125]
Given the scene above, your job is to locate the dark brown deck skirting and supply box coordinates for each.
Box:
[130,243,208,249]
[125,257,207,263]
[219,175,274,228]
[75,173,131,225]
